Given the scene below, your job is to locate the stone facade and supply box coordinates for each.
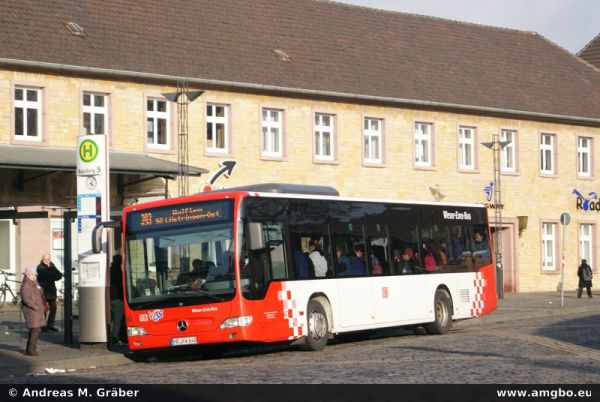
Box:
[0,69,598,292]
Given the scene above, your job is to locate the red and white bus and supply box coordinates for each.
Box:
[96,184,497,352]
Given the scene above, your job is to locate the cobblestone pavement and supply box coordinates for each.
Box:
[2,292,599,384]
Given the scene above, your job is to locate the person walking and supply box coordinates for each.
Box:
[37,253,63,331]
[577,259,593,298]
[20,266,47,356]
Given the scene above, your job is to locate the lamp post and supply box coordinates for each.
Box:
[482,134,510,300]
[162,82,203,197]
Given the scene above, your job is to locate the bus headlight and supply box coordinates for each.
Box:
[127,326,149,336]
[220,316,253,329]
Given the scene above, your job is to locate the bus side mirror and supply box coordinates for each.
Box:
[248,222,265,250]
[92,221,121,254]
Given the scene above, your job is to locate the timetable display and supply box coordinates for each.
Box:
[127,200,232,232]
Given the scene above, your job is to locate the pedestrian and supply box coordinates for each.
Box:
[20,266,47,356]
[109,254,126,344]
[37,253,63,332]
[577,259,593,298]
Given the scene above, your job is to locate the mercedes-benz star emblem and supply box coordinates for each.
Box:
[177,320,188,332]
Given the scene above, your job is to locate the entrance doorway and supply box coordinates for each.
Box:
[491,222,517,293]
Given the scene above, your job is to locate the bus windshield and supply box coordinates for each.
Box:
[124,199,235,309]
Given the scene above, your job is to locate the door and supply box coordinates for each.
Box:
[491,223,516,293]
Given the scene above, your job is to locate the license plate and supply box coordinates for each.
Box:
[171,336,198,346]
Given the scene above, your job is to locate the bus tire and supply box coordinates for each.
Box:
[425,289,453,335]
[300,299,329,351]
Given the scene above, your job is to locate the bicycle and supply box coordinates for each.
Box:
[0,270,21,310]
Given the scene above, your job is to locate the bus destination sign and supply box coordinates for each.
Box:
[128,200,232,232]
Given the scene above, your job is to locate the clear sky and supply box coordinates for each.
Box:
[337,0,599,53]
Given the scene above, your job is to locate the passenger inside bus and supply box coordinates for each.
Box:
[294,250,311,279]
[422,242,438,272]
[336,245,351,275]
[472,231,490,261]
[308,240,328,277]
[343,244,366,276]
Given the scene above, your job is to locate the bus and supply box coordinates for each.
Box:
[94,183,497,352]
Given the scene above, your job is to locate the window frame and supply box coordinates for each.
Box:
[260,106,286,160]
[540,220,560,273]
[144,95,173,153]
[12,84,44,144]
[539,132,557,176]
[205,102,231,156]
[81,91,109,137]
[457,125,478,172]
[413,121,435,169]
[500,128,519,174]
[313,112,337,163]
[577,136,593,178]
[362,116,385,167]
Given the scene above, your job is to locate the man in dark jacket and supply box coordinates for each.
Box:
[37,253,63,331]
[577,259,593,298]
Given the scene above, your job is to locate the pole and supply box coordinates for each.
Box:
[559,212,570,307]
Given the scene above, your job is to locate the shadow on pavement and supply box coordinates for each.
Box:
[535,313,600,351]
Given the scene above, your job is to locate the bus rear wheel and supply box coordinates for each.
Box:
[300,299,329,351]
[425,289,453,335]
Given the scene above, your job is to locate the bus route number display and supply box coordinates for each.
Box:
[129,200,231,231]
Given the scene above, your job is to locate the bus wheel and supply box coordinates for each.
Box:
[425,289,453,335]
[300,299,329,351]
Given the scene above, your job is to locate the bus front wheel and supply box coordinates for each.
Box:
[300,299,329,351]
[425,289,453,335]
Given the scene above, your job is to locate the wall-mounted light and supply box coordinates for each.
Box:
[517,215,528,237]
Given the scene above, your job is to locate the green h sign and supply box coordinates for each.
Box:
[79,139,98,163]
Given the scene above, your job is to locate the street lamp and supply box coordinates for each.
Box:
[162,82,204,197]
[482,134,510,300]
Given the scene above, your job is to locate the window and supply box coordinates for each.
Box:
[500,129,517,172]
[579,223,594,269]
[541,222,557,272]
[83,93,108,135]
[14,86,42,141]
[577,137,592,177]
[540,133,555,175]
[261,108,283,158]
[146,98,170,149]
[414,122,433,167]
[458,126,476,170]
[206,104,229,153]
[364,117,383,164]
[314,113,334,161]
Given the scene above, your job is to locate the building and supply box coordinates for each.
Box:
[579,33,600,69]
[1,0,599,293]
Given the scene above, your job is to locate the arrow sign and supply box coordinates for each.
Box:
[208,160,237,185]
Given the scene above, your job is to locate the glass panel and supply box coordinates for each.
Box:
[323,132,331,156]
[15,88,23,101]
[83,112,91,134]
[364,136,369,158]
[95,113,105,135]
[207,123,213,142]
[364,119,369,130]
[147,118,154,142]
[271,111,279,123]
[422,140,429,163]
[157,118,166,144]
[26,108,37,136]
[372,120,378,131]
[26,90,38,102]
[207,105,213,117]
[157,101,166,113]
[83,94,91,106]
[147,100,153,111]
[94,95,105,107]
[262,127,268,152]
[323,115,330,126]
[272,128,279,152]
[371,136,379,159]
[15,107,23,135]
[215,106,224,117]
[262,109,267,121]
[315,131,320,155]
[216,124,224,148]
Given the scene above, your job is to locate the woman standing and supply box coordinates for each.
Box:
[20,266,46,356]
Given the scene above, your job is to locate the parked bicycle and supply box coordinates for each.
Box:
[0,269,21,310]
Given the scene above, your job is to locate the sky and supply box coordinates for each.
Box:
[337,0,600,53]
